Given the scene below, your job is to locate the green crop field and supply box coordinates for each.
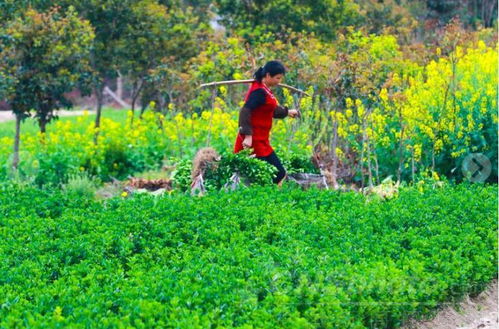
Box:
[0,184,496,328]
[1,1,497,328]
[0,108,127,139]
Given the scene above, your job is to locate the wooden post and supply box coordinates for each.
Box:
[206,88,217,146]
[12,113,21,170]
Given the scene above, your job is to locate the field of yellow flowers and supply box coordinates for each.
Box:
[0,37,496,188]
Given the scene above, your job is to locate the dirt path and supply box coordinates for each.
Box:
[0,110,91,123]
[403,280,498,329]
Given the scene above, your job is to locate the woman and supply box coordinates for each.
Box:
[234,60,300,185]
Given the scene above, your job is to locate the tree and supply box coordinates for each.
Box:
[119,1,205,122]
[67,0,139,133]
[0,0,54,21]
[0,6,94,169]
[158,0,213,21]
[1,0,135,134]
[0,35,17,101]
[354,0,423,36]
[426,0,498,28]
[213,0,361,41]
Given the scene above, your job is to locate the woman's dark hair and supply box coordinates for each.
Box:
[254,60,286,82]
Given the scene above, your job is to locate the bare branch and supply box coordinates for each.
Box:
[104,86,130,108]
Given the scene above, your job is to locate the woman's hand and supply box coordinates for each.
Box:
[288,109,301,118]
[243,135,253,149]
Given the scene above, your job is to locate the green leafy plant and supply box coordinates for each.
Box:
[281,153,320,174]
[0,183,496,328]
[62,172,99,199]
[171,158,193,192]
[204,149,277,190]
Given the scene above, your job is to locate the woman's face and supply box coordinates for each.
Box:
[263,73,284,87]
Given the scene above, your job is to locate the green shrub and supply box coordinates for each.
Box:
[281,153,320,174]
[171,158,193,192]
[62,172,99,199]
[34,151,78,187]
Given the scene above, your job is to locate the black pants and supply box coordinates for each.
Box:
[256,151,286,184]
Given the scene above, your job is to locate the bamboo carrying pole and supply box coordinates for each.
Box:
[199,79,310,96]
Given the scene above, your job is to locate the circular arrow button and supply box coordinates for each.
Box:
[462,153,492,183]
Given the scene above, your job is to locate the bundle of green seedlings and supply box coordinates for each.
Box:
[172,148,319,193]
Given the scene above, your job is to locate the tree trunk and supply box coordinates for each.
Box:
[159,97,167,115]
[330,101,339,189]
[167,90,174,110]
[130,100,136,126]
[431,148,435,172]
[116,72,123,100]
[40,118,47,134]
[411,149,415,183]
[374,153,380,184]
[130,80,144,126]
[360,121,367,190]
[485,0,497,27]
[39,117,47,145]
[139,102,148,119]
[94,84,104,144]
[397,126,406,183]
[366,139,373,188]
[130,81,137,126]
[12,114,21,170]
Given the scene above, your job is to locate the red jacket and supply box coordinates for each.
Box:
[234,81,277,157]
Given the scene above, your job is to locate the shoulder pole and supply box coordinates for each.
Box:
[199,79,310,97]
